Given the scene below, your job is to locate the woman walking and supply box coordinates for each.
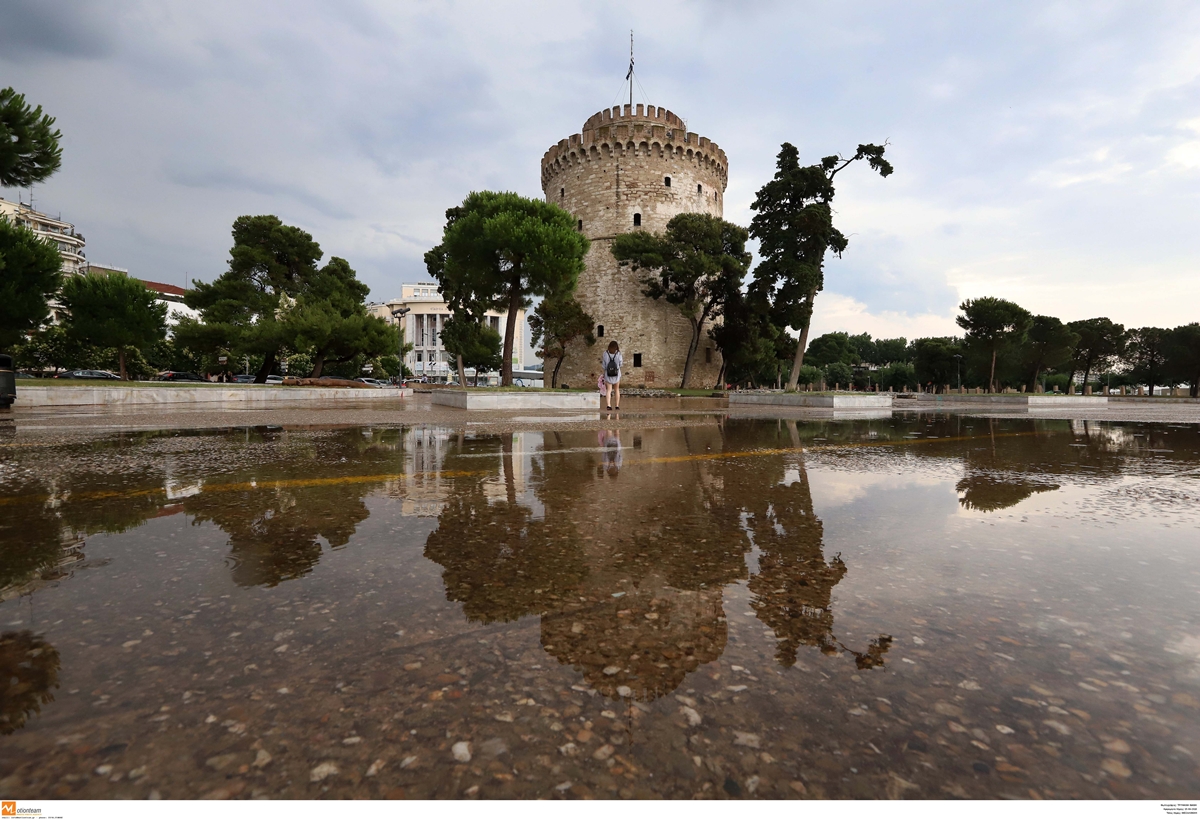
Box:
[601,340,622,411]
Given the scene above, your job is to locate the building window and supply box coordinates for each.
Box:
[597,324,604,338]
[633,213,641,227]
[697,184,702,194]
[664,176,671,187]
[578,219,583,231]
[560,187,565,197]
[705,347,713,364]
[489,316,500,332]
[633,353,642,368]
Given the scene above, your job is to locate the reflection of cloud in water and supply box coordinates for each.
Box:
[0,631,60,735]
[805,470,944,510]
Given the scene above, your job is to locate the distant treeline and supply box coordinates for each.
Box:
[741,298,1199,396]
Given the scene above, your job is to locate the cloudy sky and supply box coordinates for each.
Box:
[3,0,1198,349]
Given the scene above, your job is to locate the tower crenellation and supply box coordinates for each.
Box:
[541,104,728,389]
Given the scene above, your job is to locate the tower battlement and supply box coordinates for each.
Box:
[541,104,727,189]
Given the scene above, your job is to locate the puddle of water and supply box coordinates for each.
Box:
[1,417,1198,799]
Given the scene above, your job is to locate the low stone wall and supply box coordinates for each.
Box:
[14,386,412,408]
[728,393,893,409]
[1109,396,1200,404]
[922,394,1108,406]
[431,391,601,410]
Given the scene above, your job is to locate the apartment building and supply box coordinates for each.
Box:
[0,197,87,276]
[368,283,523,382]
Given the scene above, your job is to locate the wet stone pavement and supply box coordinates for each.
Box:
[1,415,1199,800]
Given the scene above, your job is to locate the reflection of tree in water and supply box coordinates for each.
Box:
[424,434,588,624]
[724,419,892,671]
[0,631,60,735]
[183,428,403,587]
[424,497,587,624]
[956,475,1059,512]
[187,486,372,587]
[0,481,78,594]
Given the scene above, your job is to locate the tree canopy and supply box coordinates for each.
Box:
[1125,327,1168,396]
[1067,317,1125,386]
[0,88,62,188]
[1023,315,1079,388]
[956,297,1031,393]
[285,256,395,377]
[441,316,502,385]
[804,332,858,369]
[179,215,389,381]
[612,212,750,388]
[1164,323,1200,398]
[748,142,892,390]
[529,295,595,388]
[59,273,167,379]
[0,217,62,352]
[425,191,588,385]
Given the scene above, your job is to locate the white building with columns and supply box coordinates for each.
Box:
[368,283,524,382]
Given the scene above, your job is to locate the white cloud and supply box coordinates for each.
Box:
[808,293,958,341]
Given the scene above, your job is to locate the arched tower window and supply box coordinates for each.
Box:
[577,220,583,231]
[597,324,604,338]
[663,176,671,187]
[560,187,565,198]
[633,213,641,227]
[697,184,703,194]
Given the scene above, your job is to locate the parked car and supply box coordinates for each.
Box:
[154,371,206,382]
[354,378,387,388]
[265,375,285,384]
[54,369,121,380]
[233,374,255,383]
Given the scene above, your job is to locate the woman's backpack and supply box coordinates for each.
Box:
[605,353,619,378]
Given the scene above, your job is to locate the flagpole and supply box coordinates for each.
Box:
[629,30,634,107]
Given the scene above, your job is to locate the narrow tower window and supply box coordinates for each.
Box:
[663,176,671,187]
[633,213,641,227]
[577,219,583,231]
[705,347,713,364]
[560,187,565,198]
[633,353,643,368]
[597,325,604,338]
[697,184,703,194]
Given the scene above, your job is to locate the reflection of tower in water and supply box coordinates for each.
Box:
[425,421,892,702]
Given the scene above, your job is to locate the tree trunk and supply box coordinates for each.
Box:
[715,358,726,390]
[501,281,521,387]
[680,316,703,389]
[551,355,564,388]
[456,353,466,388]
[118,348,127,380]
[255,351,276,384]
[786,290,818,391]
[310,348,328,378]
[989,346,998,393]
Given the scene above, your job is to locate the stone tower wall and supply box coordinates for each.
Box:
[540,104,728,389]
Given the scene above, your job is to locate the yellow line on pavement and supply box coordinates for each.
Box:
[0,431,1040,507]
